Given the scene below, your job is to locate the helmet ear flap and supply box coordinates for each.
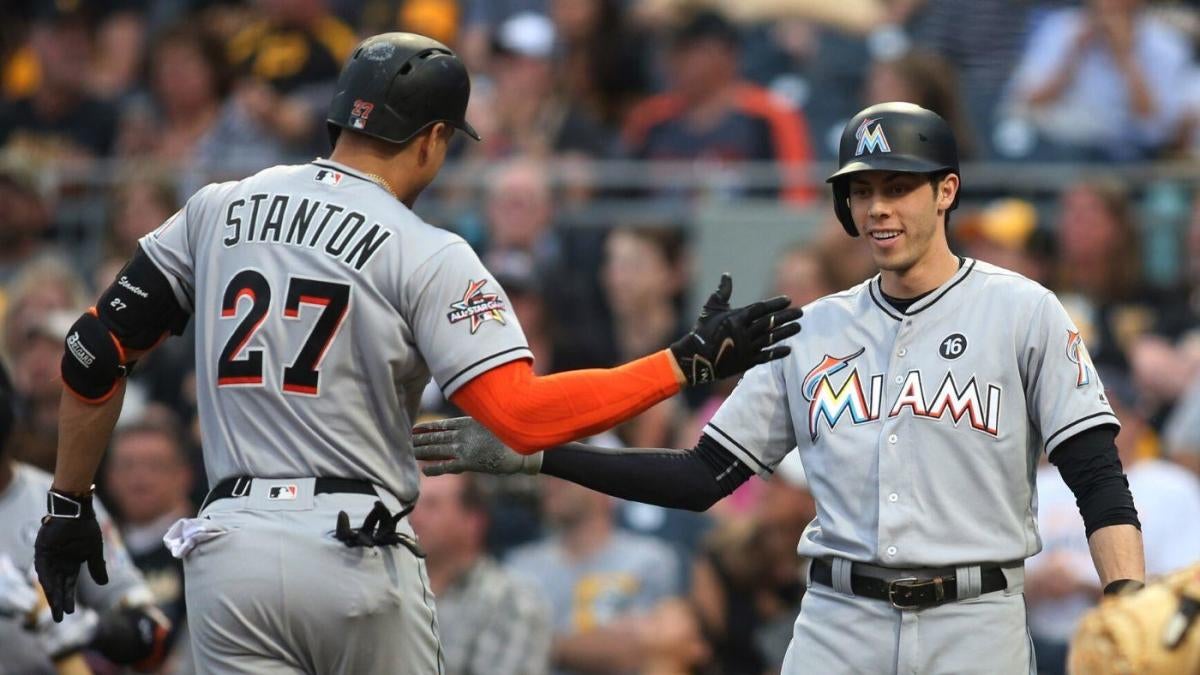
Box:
[832,181,859,237]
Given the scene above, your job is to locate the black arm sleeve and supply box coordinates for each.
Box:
[540,434,754,511]
[1048,424,1141,537]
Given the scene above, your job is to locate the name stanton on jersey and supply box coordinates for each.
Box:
[222,192,394,271]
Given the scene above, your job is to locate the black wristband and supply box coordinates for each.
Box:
[1102,579,1145,596]
[46,488,96,519]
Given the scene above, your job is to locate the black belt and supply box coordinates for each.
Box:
[810,559,1007,610]
[201,476,378,510]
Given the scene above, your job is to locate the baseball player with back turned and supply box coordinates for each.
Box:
[414,102,1148,674]
[32,32,801,675]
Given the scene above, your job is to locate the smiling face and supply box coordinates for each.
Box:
[847,170,958,276]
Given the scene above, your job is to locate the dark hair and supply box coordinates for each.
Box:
[456,473,488,513]
[671,10,740,51]
[111,415,186,462]
[875,51,975,161]
[614,224,688,269]
[147,23,233,101]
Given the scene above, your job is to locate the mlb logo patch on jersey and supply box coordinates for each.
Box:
[315,169,343,186]
[268,484,299,500]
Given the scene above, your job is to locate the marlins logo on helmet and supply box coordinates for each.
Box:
[855,117,892,156]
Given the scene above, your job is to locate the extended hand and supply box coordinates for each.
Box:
[413,417,542,476]
[669,274,802,386]
[34,490,109,623]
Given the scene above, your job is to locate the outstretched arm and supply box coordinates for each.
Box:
[449,274,801,454]
[414,417,753,511]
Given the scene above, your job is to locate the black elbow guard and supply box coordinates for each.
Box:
[62,311,127,403]
[96,246,190,350]
[61,246,190,403]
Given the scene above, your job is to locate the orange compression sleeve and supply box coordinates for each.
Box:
[448,350,682,455]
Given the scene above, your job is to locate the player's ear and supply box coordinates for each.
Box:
[937,173,959,212]
[416,123,449,166]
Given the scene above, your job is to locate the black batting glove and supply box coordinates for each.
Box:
[669,273,802,386]
[34,489,109,623]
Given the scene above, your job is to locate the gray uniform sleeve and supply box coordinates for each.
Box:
[78,500,151,611]
[138,182,229,313]
[1022,292,1120,454]
[406,241,532,397]
[702,357,797,478]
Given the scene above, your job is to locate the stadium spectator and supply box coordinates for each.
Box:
[0,4,119,162]
[104,176,178,261]
[551,0,653,128]
[505,477,694,675]
[1004,0,1192,161]
[116,25,284,180]
[0,168,52,287]
[103,417,195,664]
[622,10,814,203]
[458,0,547,72]
[227,0,358,150]
[1053,180,1152,370]
[601,225,688,363]
[2,255,91,471]
[482,157,614,369]
[771,243,838,309]
[906,0,1036,158]
[601,225,689,447]
[410,471,553,675]
[468,12,613,159]
[88,0,150,99]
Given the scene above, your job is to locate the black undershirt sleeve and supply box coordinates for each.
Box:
[1048,424,1141,537]
[540,434,755,511]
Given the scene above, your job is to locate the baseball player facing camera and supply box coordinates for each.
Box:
[416,102,1147,674]
[33,32,800,675]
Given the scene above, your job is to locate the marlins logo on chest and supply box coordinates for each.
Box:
[800,348,1001,441]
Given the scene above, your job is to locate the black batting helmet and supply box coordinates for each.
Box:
[326,32,481,148]
[826,102,960,236]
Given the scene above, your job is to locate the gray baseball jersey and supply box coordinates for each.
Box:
[704,259,1118,567]
[138,159,531,503]
[0,462,148,675]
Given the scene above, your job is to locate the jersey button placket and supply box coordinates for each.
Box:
[879,321,909,564]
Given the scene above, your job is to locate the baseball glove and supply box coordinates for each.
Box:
[1068,563,1200,675]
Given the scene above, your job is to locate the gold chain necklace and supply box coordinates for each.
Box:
[362,171,398,200]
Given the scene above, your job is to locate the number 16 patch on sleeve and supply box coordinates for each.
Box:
[446,279,507,334]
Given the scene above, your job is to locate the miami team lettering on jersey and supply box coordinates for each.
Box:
[704,259,1118,566]
[138,159,531,505]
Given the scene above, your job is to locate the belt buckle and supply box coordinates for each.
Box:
[888,576,945,610]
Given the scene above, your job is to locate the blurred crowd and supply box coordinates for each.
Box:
[2,0,1200,674]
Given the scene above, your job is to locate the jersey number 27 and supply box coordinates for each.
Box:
[217,270,350,395]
